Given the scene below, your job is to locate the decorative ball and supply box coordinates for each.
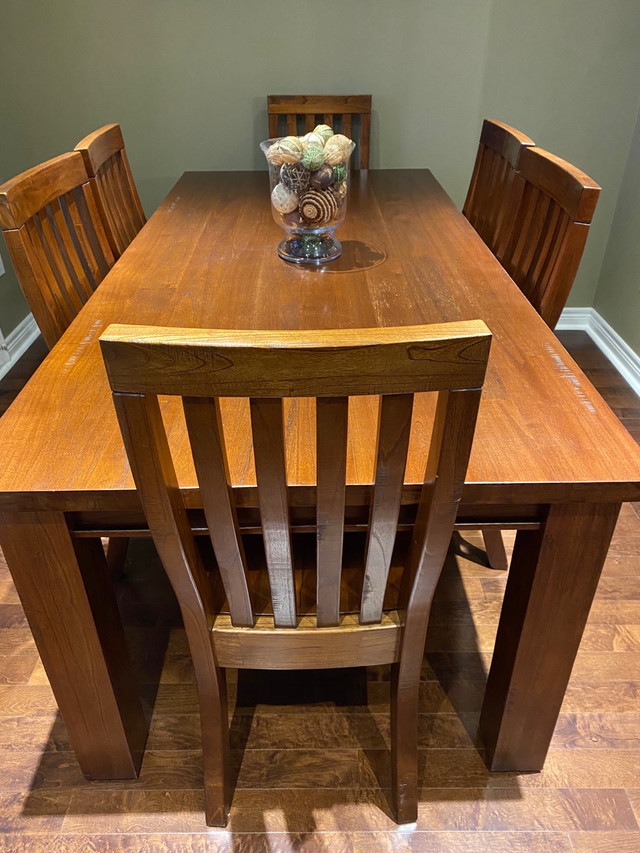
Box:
[271,182,299,214]
[301,132,325,148]
[301,145,325,171]
[280,162,310,195]
[332,163,347,184]
[310,165,334,190]
[266,136,303,165]
[313,124,334,144]
[282,209,304,229]
[299,188,338,225]
[333,181,348,203]
[323,134,353,166]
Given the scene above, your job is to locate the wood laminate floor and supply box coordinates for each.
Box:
[1,330,640,852]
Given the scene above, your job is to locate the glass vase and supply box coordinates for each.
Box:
[260,134,355,264]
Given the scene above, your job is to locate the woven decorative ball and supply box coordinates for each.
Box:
[301,132,325,148]
[301,145,325,171]
[267,136,303,165]
[313,124,334,144]
[310,165,334,190]
[323,134,352,166]
[299,188,338,225]
[280,162,310,195]
[333,181,348,202]
[271,182,299,214]
[332,163,347,184]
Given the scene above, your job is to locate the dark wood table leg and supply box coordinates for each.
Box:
[479,501,621,771]
[0,510,148,779]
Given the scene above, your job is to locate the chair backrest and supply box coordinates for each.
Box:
[101,323,490,657]
[0,152,116,348]
[75,123,146,257]
[463,119,535,257]
[267,95,372,169]
[501,146,601,328]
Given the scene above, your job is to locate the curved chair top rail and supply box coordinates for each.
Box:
[0,152,89,230]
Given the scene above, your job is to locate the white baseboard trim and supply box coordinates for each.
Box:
[556,307,640,397]
[0,314,40,382]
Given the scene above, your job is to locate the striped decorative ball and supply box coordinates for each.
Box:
[299,189,338,225]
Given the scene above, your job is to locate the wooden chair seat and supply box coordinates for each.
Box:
[100,321,491,827]
[267,95,372,169]
[75,123,146,257]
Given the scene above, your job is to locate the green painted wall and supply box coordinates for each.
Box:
[595,104,640,353]
[2,0,640,349]
[480,0,640,308]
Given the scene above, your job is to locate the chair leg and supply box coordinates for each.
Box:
[105,537,129,580]
[199,667,232,826]
[390,661,419,824]
[482,529,509,571]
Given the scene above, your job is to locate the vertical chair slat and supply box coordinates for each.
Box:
[183,397,254,628]
[304,114,315,133]
[32,207,85,318]
[65,186,103,280]
[44,200,90,305]
[521,198,560,297]
[120,149,147,232]
[110,155,138,244]
[360,394,414,625]
[342,114,352,143]
[359,113,371,169]
[250,397,296,628]
[518,193,552,295]
[103,158,132,249]
[55,195,98,300]
[286,115,297,136]
[72,185,114,279]
[316,396,349,627]
[98,170,127,254]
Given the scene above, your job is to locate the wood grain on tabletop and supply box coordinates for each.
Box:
[0,171,637,511]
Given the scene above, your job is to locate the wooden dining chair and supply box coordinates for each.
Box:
[100,321,491,826]
[0,151,128,576]
[267,95,372,169]
[75,123,146,257]
[463,119,535,257]
[0,151,116,349]
[500,145,601,329]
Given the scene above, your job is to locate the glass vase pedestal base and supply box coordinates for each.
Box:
[277,233,342,265]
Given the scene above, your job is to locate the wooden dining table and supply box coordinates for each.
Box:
[1,169,639,783]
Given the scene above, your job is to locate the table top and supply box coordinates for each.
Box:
[1,169,640,511]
